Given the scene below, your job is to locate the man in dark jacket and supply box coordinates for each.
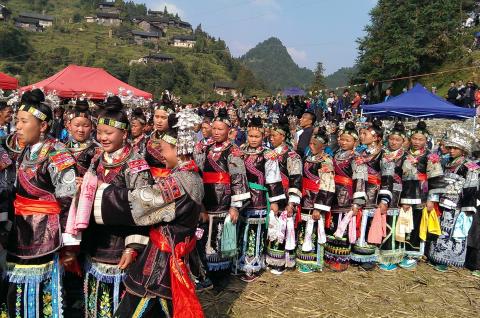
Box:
[464,81,477,108]
[447,81,458,104]
[296,110,316,158]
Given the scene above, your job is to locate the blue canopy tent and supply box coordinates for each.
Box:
[362,84,476,120]
[282,87,306,96]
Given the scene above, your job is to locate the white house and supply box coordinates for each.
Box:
[170,34,196,48]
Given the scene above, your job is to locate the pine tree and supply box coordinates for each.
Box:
[310,62,326,93]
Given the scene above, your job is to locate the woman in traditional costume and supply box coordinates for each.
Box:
[145,99,175,179]
[429,125,478,271]
[325,121,357,272]
[398,121,445,270]
[265,116,302,275]
[1,89,76,317]
[349,120,384,270]
[194,108,250,283]
[376,122,407,271]
[91,108,205,318]
[82,96,152,317]
[296,127,335,273]
[65,99,98,177]
[238,116,284,282]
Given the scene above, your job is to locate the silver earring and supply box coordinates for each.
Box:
[40,132,45,142]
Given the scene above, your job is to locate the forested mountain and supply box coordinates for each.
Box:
[239,37,314,92]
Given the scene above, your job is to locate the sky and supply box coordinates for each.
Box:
[133,0,377,75]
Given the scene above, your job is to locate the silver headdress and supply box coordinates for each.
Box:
[444,124,477,154]
[174,108,202,155]
[0,89,20,106]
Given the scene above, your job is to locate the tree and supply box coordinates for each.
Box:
[0,26,32,60]
[310,62,326,93]
[355,0,464,89]
[73,13,82,23]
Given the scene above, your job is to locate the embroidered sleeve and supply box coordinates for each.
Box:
[460,164,479,213]
[47,151,76,234]
[314,158,335,211]
[426,155,446,196]
[286,152,302,199]
[127,175,184,222]
[378,157,395,205]
[228,149,251,206]
[352,159,367,206]
[318,158,335,194]
[265,154,285,202]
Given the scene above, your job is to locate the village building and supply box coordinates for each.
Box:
[213,81,239,97]
[132,30,161,45]
[170,34,196,48]
[96,12,122,26]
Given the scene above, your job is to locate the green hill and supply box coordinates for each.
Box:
[239,37,314,93]
[325,66,357,89]
[0,0,267,102]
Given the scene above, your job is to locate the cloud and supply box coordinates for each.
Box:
[152,2,185,19]
[287,47,307,64]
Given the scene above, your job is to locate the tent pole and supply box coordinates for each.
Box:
[473,116,476,134]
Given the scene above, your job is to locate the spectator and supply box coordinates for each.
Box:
[337,89,351,119]
[474,86,480,108]
[464,81,477,108]
[447,81,458,104]
[384,87,393,102]
[50,107,65,140]
[326,91,337,120]
[351,91,362,116]
[0,102,13,137]
[296,110,316,158]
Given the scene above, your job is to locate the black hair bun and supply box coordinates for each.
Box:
[393,121,405,132]
[277,115,289,126]
[372,119,382,129]
[416,120,427,130]
[317,126,327,135]
[204,109,214,119]
[75,99,89,112]
[316,126,329,142]
[22,89,45,105]
[104,96,123,112]
[248,116,263,128]
[132,107,144,117]
[345,121,356,130]
[217,107,229,118]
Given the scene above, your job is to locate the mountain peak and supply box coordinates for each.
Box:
[262,37,283,46]
[239,37,313,92]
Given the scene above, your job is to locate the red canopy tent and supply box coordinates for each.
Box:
[0,72,19,90]
[21,64,152,99]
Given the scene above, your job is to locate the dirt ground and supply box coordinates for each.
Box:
[199,262,480,318]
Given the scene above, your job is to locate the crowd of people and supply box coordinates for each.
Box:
[0,88,480,318]
[446,80,480,108]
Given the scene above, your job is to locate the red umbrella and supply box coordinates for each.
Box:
[21,64,152,99]
[0,72,19,90]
